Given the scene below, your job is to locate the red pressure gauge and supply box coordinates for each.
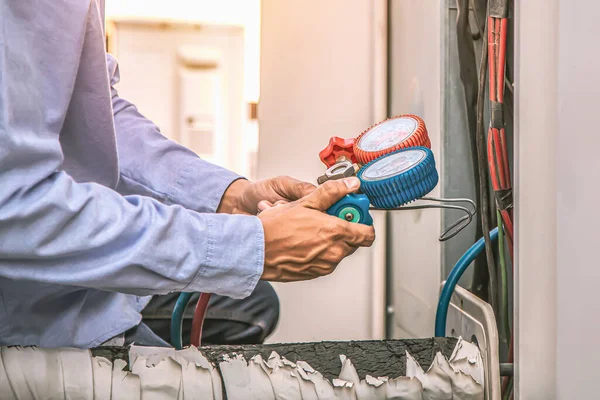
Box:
[353,114,430,164]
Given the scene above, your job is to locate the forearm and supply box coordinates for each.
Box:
[0,170,264,298]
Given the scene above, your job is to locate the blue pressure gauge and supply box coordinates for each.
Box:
[325,146,438,224]
[357,146,439,209]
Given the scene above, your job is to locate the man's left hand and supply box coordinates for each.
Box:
[218,177,316,215]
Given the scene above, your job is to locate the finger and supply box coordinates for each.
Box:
[299,177,361,211]
[321,243,357,264]
[263,260,336,282]
[257,200,274,212]
[338,222,376,247]
[274,176,317,201]
[274,200,288,206]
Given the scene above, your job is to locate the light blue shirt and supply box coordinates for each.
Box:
[0,0,264,348]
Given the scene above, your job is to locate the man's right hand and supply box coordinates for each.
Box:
[257,177,375,282]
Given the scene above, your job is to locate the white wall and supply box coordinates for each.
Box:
[105,0,261,178]
[105,0,260,102]
[259,0,385,342]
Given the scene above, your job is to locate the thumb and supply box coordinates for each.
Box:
[300,177,361,211]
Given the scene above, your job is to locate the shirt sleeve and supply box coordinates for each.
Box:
[107,54,240,214]
[0,1,264,299]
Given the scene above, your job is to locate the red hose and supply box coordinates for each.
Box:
[190,292,212,347]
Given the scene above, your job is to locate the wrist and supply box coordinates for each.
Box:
[217,178,251,214]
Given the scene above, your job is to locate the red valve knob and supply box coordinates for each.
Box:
[319,137,358,167]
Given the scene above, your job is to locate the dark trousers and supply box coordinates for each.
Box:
[125,281,280,347]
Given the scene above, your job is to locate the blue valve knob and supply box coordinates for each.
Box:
[326,193,373,226]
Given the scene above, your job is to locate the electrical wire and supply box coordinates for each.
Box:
[470,0,486,39]
[475,17,499,316]
[190,292,212,347]
[456,0,490,303]
[171,292,193,349]
[370,196,477,242]
[435,228,499,337]
[487,4,515,388]
[487,14,514,250]
[502,335,514,396]
[503,377,514,400]
[499,363,513,376]
[498,210,510,345]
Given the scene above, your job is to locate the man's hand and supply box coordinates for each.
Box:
[258,177,375,282]
[218,177,316,215]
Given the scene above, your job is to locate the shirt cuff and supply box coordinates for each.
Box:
[183,213,265,299]
[171,158,244,214]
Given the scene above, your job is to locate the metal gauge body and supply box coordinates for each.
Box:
[354,114,431,164]
[358,147,439,208]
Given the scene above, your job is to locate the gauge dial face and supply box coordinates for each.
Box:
[357,117,418,152]
[361,149,426,181]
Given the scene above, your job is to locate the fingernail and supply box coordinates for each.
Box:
[343,177,360,190]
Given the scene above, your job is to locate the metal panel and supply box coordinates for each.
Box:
[441,1,484,285]
[445,283,501,400]
[555,0,600,398]
[388,0,443,338]
[514,0,558,398]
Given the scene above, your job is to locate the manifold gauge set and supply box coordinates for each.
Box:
[320,115,474,241]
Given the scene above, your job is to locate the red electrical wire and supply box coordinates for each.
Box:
[488,17,497,103]
[488,129,514,245]
[486,15,514,248]
[497,18,508,103]
[190,292,212,347]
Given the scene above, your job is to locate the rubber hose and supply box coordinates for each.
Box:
[435,228,499,337]
[190,292,212,347]
[171,292,193,349]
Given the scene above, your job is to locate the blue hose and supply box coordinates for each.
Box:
[435,228,499,337]
[171,292,193,349]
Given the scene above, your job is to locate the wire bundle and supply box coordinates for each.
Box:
[487,13,514,252]
[487,3,514,399]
